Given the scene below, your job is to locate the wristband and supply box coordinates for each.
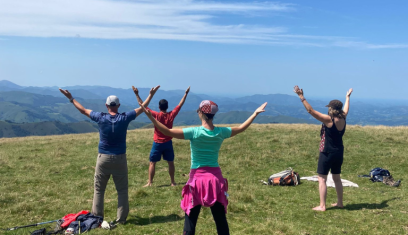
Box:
[69,97,75,103]
[300,97,306,102]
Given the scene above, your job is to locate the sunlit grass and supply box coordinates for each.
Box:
[0,124,407,234]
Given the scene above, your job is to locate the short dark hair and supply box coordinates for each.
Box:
[159,99,168,111]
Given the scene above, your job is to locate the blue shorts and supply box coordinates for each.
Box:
[149,140,175,162]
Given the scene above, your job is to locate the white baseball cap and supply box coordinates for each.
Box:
[106,95,120,106]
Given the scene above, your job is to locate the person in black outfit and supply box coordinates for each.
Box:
[294,85,352,211]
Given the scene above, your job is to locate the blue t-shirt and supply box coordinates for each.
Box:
[183,126,232,169]
[90,110,136,155]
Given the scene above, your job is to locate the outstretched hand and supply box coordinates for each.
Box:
[185,86,190,94]
[139,102,153,118]
[59,88,73,99]
[132,86,139,95]
[293,85,303,96]
[255,102,267,115]
[346,88,353,97]
[149,85,160,95]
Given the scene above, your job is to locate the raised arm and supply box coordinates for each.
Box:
[132,86,144,104]
[59,88,92,118]
[139,102,185,139]
[178,86,190,108]
[230,102,267,137]
[294,85,331,125]
[134,85,160,117]
[343,88,353,117]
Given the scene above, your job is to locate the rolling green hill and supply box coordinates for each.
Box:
[0,121,148,138]
[0,89,316,137]
[1,80,408,127]
[0,124,406,234]
[0,109,313,138]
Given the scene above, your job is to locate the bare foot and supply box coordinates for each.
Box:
[312,206,326,211]
[331,203,344,208]
[171,182,177,186]
[143,182,152,187]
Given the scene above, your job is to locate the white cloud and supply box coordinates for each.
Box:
[0,0,406,49]
[361,44,408,49]
[0,0,290,43]
[332,40,408,49]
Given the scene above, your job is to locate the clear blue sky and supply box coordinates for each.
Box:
[0,0,407,99]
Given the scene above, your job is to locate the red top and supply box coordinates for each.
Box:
[147,105,181,143]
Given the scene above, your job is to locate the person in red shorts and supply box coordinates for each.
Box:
[144,86,190,187]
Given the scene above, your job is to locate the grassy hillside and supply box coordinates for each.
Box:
[0,110,313,137]
[0,121,148,138]
[2,87,408,126]
[0,124,407,234]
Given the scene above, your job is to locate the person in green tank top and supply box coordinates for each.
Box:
[182,125,232,169]
[138,98,267,235]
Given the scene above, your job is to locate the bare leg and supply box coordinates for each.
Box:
[331,174,344,208]
[144,162,156,187]
[167,161,176,186]
[313,174,328,211]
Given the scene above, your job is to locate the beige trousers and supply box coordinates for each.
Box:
[92,153,129,223]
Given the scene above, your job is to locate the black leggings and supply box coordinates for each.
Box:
[183,201,229,235]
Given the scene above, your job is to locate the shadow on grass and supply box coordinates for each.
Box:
[327,198,399,211]
[157,182,186,188]
[127,214,183,226]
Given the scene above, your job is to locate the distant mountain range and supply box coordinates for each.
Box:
[1,80,407,137]
[0,113,313,138]
[0,120,147,138]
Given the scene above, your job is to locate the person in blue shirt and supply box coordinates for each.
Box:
[59,85,160,223]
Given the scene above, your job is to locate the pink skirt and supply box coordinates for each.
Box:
[181,167,229,216]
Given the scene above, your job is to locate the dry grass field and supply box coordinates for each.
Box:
[0,124,407,234]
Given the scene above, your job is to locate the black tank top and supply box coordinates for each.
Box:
[319,118,346,153]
